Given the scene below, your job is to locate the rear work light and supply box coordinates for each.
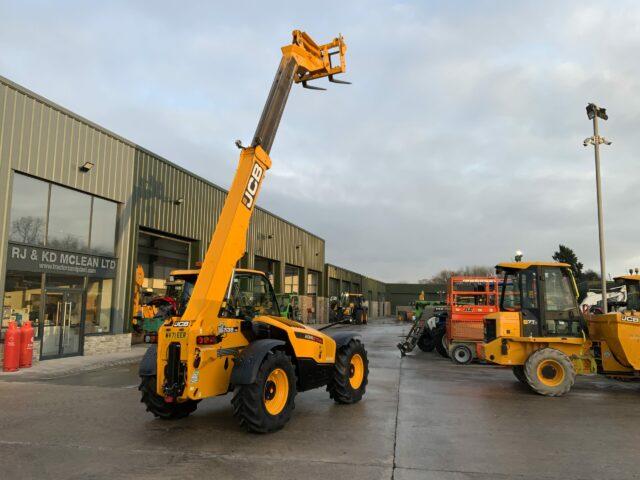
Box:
[196,335,218,345]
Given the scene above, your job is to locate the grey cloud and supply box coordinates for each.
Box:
[1,0,638,281]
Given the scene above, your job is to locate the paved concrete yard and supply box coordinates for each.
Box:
[0,319,638,479]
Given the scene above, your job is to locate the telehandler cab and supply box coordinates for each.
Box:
[138,30,369,433]
[482,262,640,396]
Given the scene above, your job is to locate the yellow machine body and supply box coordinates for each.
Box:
[482,309,594,375]
[588,312,640,373]
[482,263,640,385]
[158,281,338,401]
[152,30,352,404]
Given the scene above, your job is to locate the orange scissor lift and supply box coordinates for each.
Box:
[446,276,499,364]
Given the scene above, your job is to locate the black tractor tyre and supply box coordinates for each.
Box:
[417,332,435,352]
[524,348,576,397]
[139,375,198,420]
[450,344,473,365]
[512,365,529,385]
[328,339,369,404]
[232,350,297,433]
[434,330,449,358]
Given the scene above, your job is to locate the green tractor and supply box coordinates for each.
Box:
[276,293,301,321]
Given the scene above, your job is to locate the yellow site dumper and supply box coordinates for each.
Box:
[482,263,640,396]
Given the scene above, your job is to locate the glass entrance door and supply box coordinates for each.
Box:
[42,289,84,358]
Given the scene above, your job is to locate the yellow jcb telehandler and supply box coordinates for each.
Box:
[138,30,369,433]
[482,262,640,396]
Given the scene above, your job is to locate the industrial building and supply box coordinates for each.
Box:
[385,283,447,312]
[0,75,389,362]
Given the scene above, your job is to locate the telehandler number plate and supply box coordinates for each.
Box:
[165,331,187,340]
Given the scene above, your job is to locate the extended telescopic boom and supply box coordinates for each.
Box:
[182,31,348,326]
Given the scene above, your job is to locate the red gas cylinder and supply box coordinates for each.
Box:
[3,321,21,372]
[19,321,34,368]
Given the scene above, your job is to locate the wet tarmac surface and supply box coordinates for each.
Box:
[0,319,638,479]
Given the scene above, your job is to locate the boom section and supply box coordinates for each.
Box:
[181,30,348,327]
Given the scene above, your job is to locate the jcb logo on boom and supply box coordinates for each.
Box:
[242,163,264,209]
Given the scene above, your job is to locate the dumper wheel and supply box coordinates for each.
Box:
[232,351,297,433]
[512,365,528,385]
[524,348,575,397]
[417,332,435,352]
[434,330,449,358]
[328,339,369,404]
[139,375,198,420]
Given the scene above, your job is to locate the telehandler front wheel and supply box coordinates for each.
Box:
[524,348,575,397]
[328,339,369,404]
[232,350,297,433]
[139,375,199,420]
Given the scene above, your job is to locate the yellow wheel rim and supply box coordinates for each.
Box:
[264,368,289,416]
[349,354,365,389]
[537,359,565,387]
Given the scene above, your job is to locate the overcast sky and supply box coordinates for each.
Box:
[2,1,639,282]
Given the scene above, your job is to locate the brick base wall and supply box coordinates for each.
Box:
[317,297,329,323]
[84,333,132,356]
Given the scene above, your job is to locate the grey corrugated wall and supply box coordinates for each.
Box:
[124,148,326,325]
[0,76,136,334]
[324,263,386,300]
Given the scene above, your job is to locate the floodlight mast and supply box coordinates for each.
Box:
[584,103,611,313]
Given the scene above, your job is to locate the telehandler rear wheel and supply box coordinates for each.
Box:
[232,350,297,433]
[328,339,369,404]
[524,348,575,397]
[139,375,199,420]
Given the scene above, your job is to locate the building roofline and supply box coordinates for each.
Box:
[325,262,385,285]
[0,74,324,242]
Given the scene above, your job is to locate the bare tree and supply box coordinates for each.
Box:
[420,265,494,284]
[10,216,45,244]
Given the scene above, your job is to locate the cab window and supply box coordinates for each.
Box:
[501,273,521,311]
[501,270,538,311]
[543,268,576,312]
[627,282,640,311]
[226,272,279,318]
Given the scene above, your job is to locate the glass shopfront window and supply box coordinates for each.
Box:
[47,185,92,252]
[90,198,117,256]
[85,278,113,334]
[2,173,119,357]
[8,174,49,245]
[2,271,42,341]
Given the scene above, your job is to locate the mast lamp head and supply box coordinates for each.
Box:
[586,103,608,121]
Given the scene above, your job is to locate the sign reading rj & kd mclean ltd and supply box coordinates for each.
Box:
[7,243,117,278]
